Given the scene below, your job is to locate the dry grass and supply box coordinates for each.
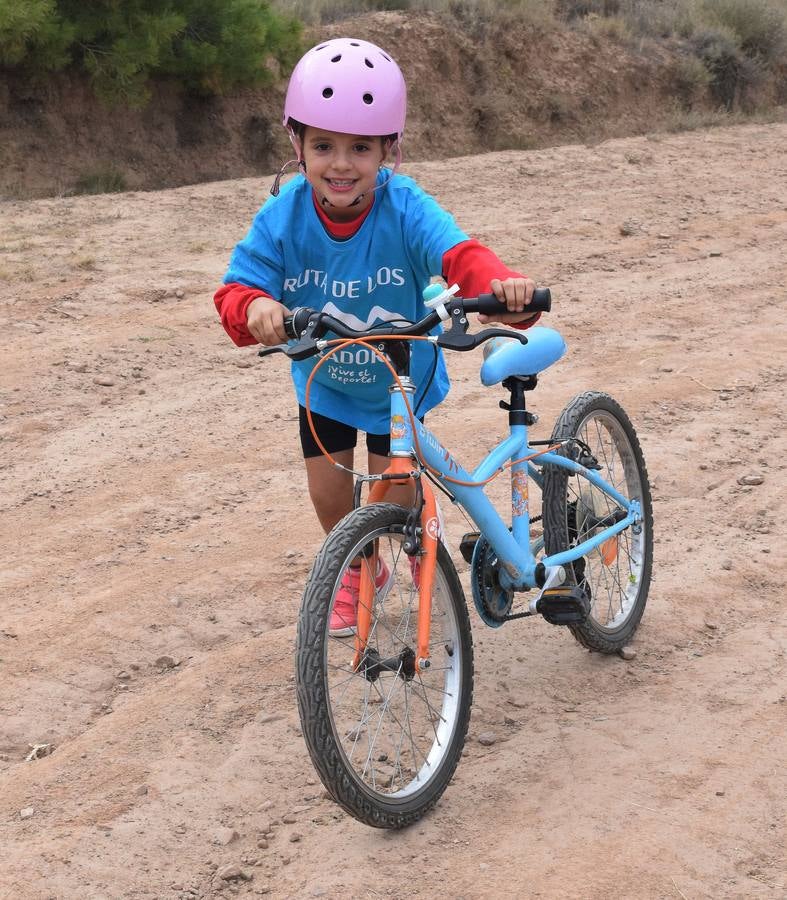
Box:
[271,0,557,28]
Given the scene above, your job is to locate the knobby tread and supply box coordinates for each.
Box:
[542,392,654,653]
[295,503,474,828]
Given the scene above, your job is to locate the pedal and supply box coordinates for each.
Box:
[536,586,590,625]
[459,532,480,563]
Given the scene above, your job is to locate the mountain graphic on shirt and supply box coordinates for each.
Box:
[321,302,408,332]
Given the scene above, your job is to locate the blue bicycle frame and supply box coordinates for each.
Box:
[389,388,642,592]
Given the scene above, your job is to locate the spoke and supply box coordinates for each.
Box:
[410,676,448,728]
[361,667,404,785]
[327,668,365,711]
[347,676,373,765]
[318,516,465,802]
[403,673,421,784]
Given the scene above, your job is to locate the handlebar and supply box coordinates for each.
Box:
[472,287,551,318]
[262,288,552,360]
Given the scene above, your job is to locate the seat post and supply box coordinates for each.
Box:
[501,376,538,427]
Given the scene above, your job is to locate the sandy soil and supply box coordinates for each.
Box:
[1,122,785,899]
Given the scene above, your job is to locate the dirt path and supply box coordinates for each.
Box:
[1,122,785,899]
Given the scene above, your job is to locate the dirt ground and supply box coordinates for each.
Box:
[1,122,785,899]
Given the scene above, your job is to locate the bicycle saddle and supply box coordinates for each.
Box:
[479,327,567,385]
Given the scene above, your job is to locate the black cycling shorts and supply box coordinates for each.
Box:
[299,406,391,459]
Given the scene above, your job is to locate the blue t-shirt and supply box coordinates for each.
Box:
[224,171,468,433]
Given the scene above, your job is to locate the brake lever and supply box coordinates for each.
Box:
[476,327,528,346]
[257,310,323,361]
[438,325,528,352]
[257,344,289,358]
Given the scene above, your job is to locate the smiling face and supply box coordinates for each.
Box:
[299,126,387,221]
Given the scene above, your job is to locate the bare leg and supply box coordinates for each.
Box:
[304,449,415,537]
[304,449,354,534]
[368,451,415,508]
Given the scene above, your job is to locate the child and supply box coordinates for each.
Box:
[215,38,539,634]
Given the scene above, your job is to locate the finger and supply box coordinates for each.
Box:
[268,314,287,346]
[490,278,503,299]
[248,318,266,344]
[515,281,525,311]
[506,283,522,313]
[260,313,280,346]
[524,280,535,305]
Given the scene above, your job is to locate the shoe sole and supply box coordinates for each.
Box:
[328,568,395,637]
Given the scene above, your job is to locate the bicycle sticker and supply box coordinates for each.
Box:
[425,516,441,541]
[511,470,529,517]
[390,414,406,439]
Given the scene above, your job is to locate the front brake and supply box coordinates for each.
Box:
[438,324,528,352]
[257,344,289,358]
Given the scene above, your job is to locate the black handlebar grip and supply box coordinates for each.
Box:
[283,306,315,339]
[476,287,551,316]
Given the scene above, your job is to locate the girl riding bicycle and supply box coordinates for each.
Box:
[214,37,539,634]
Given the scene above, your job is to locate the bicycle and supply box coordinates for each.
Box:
[259,284,653,829]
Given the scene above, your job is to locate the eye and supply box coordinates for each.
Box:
[353,142,372,153]
[314,142,331,152]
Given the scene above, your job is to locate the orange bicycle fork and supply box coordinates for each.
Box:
[352,455,437,675]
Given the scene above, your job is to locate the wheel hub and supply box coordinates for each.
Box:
[358,645,417,682]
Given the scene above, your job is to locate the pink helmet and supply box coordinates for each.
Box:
[283,38,406,139]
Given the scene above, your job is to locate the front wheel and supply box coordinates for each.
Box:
[295,503,474,828]
[543,392,653,653]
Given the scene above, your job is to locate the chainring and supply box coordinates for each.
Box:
[470,535,514,628]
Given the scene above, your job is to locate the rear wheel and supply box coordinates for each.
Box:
[296,503,474,828]
[543,392,653,652]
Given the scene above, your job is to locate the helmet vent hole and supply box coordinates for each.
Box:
[331,54,341,63]
[322,87,333,98]
[362,93,373,105]
[350,42,360,46]
[364,58,374,68]
[381,52,391,61]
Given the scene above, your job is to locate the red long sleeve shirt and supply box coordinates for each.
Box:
[215,193,538,346]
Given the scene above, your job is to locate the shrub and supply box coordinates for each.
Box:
[583,13,632,41]
[0,0,73,68]
[270,0,411,25]
[0,0,303,106]
[72,166,128,195]
[671,51,712,107]
[691,24,760,109]
[555,0,621,19]
[703,0,787,66]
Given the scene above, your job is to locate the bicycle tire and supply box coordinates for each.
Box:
[542,392,653,652]
[296,502,474,828]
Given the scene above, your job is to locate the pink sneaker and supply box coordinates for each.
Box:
[329,559,393,637]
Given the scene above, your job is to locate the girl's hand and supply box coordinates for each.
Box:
[477,277,539,325]
[246,296,289,345]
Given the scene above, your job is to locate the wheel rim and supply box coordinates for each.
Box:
[567,410,648,632]
[324,527,462,801]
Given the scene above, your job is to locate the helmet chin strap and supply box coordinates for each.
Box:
[317,142,402,209]
[271,130,402,209]
[270,158,306,197]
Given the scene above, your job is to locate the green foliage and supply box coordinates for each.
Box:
[702,0,786,65]
[0,0,73,68]
[72,165,128,195]
[0,0,303,106]
[671,51,712,106]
